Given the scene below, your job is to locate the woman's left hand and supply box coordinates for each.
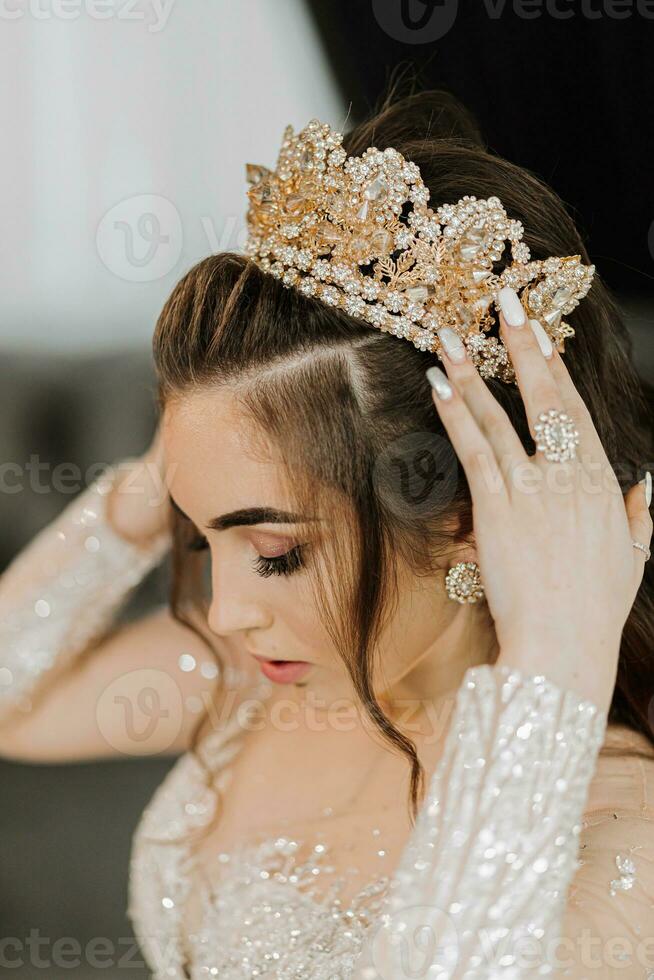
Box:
[427,287,652,712]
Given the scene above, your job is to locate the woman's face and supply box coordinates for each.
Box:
[163,386,458,706]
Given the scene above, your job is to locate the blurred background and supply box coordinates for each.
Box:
[1,1,653,975]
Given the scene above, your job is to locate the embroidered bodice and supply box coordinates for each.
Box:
[127,683,395,979]
[124,664,654,980]
[2,472,653,979]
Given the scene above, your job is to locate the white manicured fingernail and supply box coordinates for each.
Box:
[497,286,526,327]
[529,318,553,358]
[641,470,652,508]
[437,326,466,363]
[426,366,453,400]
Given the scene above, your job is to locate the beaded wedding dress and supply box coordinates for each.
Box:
[1,471,653,979]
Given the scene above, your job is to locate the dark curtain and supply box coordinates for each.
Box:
[306,0,654,295]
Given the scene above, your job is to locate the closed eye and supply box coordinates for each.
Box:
[253,545,305,577]
[186,532,305,578]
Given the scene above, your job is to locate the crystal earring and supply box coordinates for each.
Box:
[445,561,485,604]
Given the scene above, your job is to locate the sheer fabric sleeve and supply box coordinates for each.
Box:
[354,661,610,979]
[0,462,172,723]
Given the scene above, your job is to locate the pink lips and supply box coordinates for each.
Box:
[249,653,311,684]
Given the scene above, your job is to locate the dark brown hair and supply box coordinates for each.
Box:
[153,88,654,822]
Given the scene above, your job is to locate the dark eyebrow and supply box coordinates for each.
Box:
[168,494,318,530]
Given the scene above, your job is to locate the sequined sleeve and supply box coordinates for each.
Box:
[0,463,171,722]
[353,662,609,979]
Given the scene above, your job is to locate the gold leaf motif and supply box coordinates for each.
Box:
[244,119,596,382]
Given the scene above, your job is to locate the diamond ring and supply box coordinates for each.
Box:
[534,408,579,463]
[633,540,651,561]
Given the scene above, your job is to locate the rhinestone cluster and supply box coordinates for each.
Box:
[609,853,637,896]
[245,118,596,383]
[533,408,580,462]
[444,560,485,604]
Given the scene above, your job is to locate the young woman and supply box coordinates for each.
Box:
[1,91,653,979]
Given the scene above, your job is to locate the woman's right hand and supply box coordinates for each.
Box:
[427,291,652,714]
[105,423,172,547]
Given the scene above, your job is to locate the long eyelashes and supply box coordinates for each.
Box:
[253,545,304,578]
[186,533,305,578]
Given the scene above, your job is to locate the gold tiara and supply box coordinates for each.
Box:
[244,118,595,383]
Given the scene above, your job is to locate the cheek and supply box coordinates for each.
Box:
[272,577,337,663]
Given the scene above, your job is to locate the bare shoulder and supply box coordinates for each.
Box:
[584,721,654,815]
[556,725,654,964]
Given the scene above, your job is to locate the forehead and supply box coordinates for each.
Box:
[162,386,289,516]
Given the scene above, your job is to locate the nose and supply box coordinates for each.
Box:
[206,558,272,638]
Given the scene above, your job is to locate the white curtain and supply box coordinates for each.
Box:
[0,0,344,350]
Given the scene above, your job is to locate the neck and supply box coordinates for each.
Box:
[380,601,498,716]
[281,596,498,734]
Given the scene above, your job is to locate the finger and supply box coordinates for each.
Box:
[546,344,611,466]
[426,365,507,505]
[625,474,653,581]
[436,327,527,474]
[496,287,567,438]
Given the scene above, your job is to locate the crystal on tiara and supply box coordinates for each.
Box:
[244,118,595,383]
